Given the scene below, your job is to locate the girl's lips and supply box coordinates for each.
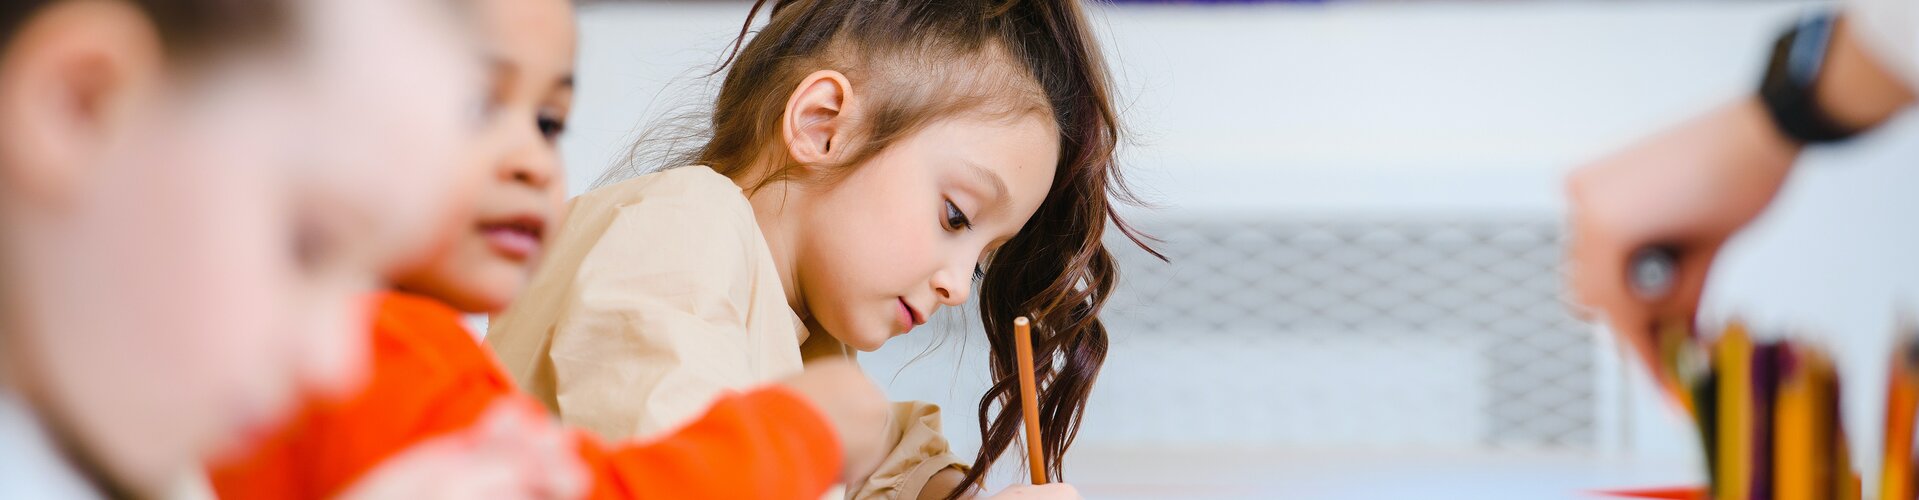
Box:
[478,215,543,261]
[896,298,919,332]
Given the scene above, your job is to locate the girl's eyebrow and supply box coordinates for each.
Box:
[961,160,1011,212]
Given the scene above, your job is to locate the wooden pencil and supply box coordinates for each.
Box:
[1717,324,1754,500]
[1013,316,1047,485]
[1880,336,1917,500]
[1774,345,1830,500]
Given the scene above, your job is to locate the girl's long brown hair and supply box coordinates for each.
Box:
[667,0,1162,495]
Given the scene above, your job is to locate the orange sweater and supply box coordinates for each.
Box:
[209,292,841,499]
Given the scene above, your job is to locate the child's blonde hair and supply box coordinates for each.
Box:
[610,0,1161,495]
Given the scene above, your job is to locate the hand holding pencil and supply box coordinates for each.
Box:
[1564,97,1799,409]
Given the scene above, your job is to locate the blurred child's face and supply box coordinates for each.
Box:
[393,0,575,313]
[0,0,482,491]
[790,114,1057,351]
[297,0,493,279]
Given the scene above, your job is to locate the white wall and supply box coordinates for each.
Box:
[563,1,1817,212]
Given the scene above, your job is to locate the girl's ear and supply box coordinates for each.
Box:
[0,0,163,208]
[780,70,853,168]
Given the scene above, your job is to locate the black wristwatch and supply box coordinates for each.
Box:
[1759,10,1861,144]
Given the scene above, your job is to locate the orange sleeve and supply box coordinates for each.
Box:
[212,293,844,500]
[209,292,515,499]
[576,385,844,500]
[205,409,314,499]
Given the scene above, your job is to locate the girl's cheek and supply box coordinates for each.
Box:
[875,199,934,265]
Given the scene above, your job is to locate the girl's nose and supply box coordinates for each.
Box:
[932,262,973,307]
[507,161,553,188]
[500,143,557,190]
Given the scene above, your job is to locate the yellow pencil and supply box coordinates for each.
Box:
[1837,433,1860,500]
[1775,345,1831,500]
[1014,317,1047,485]
[1717,324,1753,500]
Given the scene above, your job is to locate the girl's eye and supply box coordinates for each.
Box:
[973,265,986,283]
[943,200,972,231]
[536,109,567,141]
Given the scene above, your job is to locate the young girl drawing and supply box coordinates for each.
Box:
[487,0,1152,497]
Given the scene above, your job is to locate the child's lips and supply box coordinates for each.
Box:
[896,299,915,332]
[477,216,543,261]
[896,298,925,333]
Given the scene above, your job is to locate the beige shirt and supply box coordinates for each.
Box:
[486,166,966,500]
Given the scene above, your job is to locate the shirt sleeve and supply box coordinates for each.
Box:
[209,293,516,499]
[846,401,970,500]
[542,192,774,440]
[575,385,844,500]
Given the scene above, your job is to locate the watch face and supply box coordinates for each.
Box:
[1783,11,1838,88]
[1760,9,1855,144]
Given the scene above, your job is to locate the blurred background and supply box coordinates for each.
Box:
[541,1,1919,498]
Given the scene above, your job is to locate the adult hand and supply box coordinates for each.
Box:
[1565,96,1798,386]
